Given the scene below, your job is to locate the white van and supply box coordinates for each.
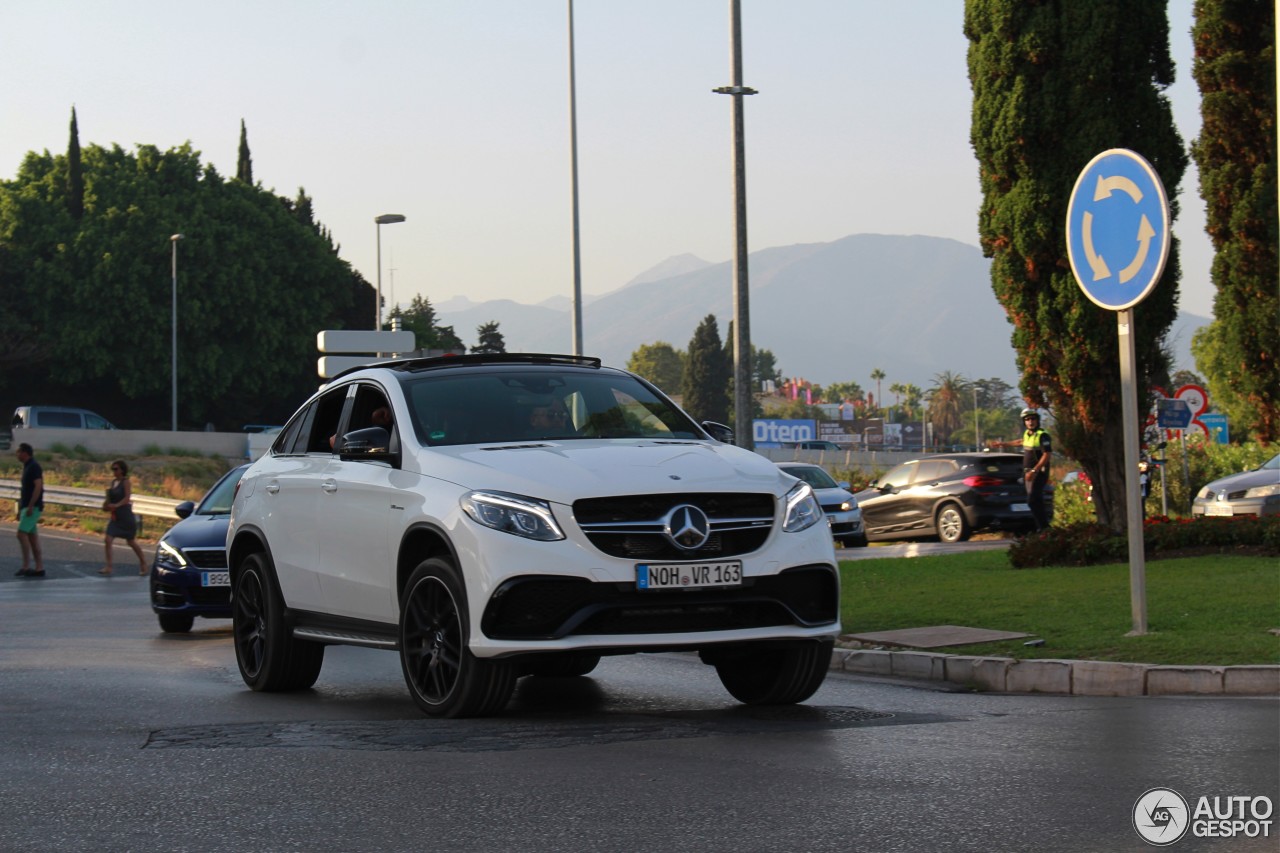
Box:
[11,406,117,430]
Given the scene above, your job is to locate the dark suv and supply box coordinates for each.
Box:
[227,354,841,717]
[854,452,1053,543]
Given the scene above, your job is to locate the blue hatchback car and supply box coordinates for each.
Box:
[149,464,248,633]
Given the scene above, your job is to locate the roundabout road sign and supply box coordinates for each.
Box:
[1066,149,1171,310]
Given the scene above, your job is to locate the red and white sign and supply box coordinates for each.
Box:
[1174,384,1209,417]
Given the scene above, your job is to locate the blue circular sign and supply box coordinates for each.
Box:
[1066,149,1171,311]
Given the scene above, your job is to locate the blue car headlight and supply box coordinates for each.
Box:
[156,540,188,569]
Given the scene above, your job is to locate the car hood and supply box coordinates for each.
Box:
[811,486,856,505]
[1202,465,1280,494]
[417,439,789,503]
[161,513,232,549]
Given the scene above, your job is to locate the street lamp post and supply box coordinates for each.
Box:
[170,233,183,431]
[374,214,406,329]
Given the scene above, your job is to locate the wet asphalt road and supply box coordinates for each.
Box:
[1,525,1276,853]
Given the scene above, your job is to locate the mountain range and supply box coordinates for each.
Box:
[436,234,1210,394]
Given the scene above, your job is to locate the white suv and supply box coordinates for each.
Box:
[227,354,840,717]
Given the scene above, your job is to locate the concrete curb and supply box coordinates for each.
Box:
[830,648,1280,697]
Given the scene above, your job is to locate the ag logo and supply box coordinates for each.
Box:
[1133,787,1190,846]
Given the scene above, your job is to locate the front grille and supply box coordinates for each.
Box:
[574,492,775,559]
[152,582,230,607]
[1226,489,1248,501]
[184,548,228,569]
[481,565,838,640]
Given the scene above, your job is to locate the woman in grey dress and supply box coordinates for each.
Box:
[100,460,147,576]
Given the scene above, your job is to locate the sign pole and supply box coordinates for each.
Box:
[1117,308,1147,635]
[1066,148,1170,640]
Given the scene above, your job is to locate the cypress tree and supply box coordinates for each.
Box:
[236,119,253,184]
[66,106,84,219]
[966,1,1187,532]
[1189,0,1278,441]
[683,314,730,424]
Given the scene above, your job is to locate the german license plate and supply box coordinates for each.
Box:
[201,571,231,587]
[1205,504,1233,517]
[1011,503,1030,513]
[636,561,742,590]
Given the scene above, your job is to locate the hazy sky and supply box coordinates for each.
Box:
[2,1,1215,331]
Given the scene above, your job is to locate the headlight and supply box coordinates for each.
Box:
[157,540,188,568]
[1245,484,1280,499]
[461,491,565,541]
[782,481,823,533]
[839,499,856,512]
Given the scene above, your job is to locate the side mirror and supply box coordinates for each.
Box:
[701,421,734,443]
[174,500,196,520]
[838,481,851,491]
[338,426,392,458]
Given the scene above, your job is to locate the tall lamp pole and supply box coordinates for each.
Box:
[714,0,757,449]
[567,0,584,355]
[170,233,183,431]
[374,214,406,329]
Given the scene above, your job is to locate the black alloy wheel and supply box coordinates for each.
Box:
[231,552,324,691]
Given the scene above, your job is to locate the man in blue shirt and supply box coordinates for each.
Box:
[15,443,45,577]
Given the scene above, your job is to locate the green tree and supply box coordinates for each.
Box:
[236,119,253,184]
[0,141,372,428]
[683,314,730,424]
[1189,0,1278,442]
[869,368,885,413]
[825,381,864,404]
[927,371,970,446]
[66,107,83,220]
[966,1,1187,531]
[627,341,685,393]
[471,320,505,354]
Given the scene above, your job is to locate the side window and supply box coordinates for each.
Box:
[880,462,916,490]
[272,409,309,455]
[85,414,110,429]
[38,411,81,428]
[343,384,394,436]
[306,386,351,453]
[912,460,951,484]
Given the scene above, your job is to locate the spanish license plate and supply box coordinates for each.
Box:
[1011,503,1030,513]
[1205,504,1233,517]
[201,571,231,587]
[636,561,742,590]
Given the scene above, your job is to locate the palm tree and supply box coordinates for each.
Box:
[927,371,969,445]
[870,368,886,415]
[902,383,923,419]
[889,382,905,420]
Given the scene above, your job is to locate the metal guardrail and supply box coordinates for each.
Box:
[0,480,182,519]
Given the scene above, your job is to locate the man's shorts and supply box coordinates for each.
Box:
[17,507,42,534]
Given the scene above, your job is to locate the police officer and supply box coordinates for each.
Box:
[996,408,1052,531]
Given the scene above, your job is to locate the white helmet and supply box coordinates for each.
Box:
[1020,408,1039,419]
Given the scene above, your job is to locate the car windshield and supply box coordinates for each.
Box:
[404,370,704,446]
[782,465,838,489]
[197,468,247,515]
[1261,454,1280,471]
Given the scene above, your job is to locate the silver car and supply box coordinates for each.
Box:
[776,463,867,547]
[1191,453,1280,518]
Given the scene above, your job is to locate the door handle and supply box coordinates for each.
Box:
[265,483,280,495]
[321,480,338,494]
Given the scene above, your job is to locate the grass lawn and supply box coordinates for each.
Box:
[840,550,1280,666]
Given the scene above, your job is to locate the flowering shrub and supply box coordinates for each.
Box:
[1009,515,1280,568]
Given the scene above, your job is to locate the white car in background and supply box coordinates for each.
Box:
[1192,453,1280,518]
[776,462,867,548]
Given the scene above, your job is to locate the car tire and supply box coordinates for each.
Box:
[840,535,868,548]
[232,552,324,691]
[710,639,833,705]
[525,652,602,678]
[399,557,516,718]
[935,503,970,544]
[158,613,194,633]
